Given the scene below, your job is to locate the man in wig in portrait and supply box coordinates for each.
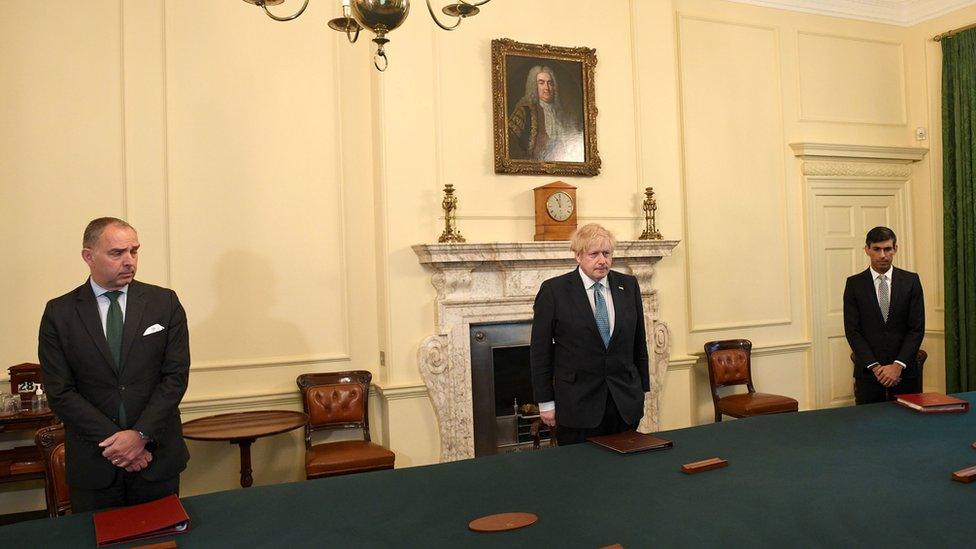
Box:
[507,65,583,162]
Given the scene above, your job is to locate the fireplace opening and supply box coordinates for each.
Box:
[470,322,553,456]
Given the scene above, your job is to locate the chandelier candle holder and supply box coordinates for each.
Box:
[243,0,492,71]
[639,186,663,241]
[438,184,465,243]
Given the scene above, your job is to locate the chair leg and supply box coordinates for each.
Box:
[714,409,722,422]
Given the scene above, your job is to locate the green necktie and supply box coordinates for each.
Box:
[105,291,124,368]
[104,290,127,428]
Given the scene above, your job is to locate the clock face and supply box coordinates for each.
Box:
[546,191,574,222]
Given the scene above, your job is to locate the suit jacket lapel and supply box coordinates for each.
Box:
[569,268,601,340]
[860,269,885,324]
[608,271,626,345]
[120,281,147,375]
[887,268,905,319]
[75,282,117,372]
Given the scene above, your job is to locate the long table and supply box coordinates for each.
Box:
[3,393,975,547]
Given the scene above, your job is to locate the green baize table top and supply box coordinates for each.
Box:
[3,392,974,548]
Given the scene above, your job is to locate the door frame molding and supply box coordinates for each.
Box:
[792,143,927,408]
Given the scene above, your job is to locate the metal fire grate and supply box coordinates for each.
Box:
[495,399,553,452]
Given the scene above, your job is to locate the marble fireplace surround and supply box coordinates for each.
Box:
[413,241,680,463]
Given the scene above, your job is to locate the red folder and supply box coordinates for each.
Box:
[587,431,673,454]
[894,392,970,414]
[93,494,190,547]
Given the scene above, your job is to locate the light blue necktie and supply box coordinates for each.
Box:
[593,282,611,348]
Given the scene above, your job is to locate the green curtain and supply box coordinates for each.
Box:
[942,27,976,393]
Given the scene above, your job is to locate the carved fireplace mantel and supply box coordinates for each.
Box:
[413,240,680,462]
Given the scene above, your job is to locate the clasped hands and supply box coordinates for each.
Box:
[99,430,152,472]
[872,363,903,388]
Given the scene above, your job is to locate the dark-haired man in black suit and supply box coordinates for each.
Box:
[530,224,649,445]
[39,217,190,511]
[844,226,925,405]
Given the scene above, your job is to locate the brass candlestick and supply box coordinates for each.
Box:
[639,186,662,240]
[438,184,466,243]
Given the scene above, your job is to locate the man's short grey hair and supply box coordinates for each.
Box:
[83,217,135,248]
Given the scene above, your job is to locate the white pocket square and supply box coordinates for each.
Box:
[143,324,165,336]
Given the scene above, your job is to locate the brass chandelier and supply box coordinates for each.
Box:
[243,0,491,71]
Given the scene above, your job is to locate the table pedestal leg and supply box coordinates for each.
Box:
[235,439,255,487]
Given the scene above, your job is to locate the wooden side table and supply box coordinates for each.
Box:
[0,410,59,517]
[182,410,308,488]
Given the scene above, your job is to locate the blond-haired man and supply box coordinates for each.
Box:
[530,224,649,445]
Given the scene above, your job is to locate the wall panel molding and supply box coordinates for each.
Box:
[374,383,429,401]
[692,339,812,357]
[677,14,793,335]
[180,389,300,415]
[796,31,907,125]
[192,352,351,373]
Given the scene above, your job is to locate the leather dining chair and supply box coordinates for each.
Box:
[296,371,395,480]
[34,424,70,517]
[704,339,799,422]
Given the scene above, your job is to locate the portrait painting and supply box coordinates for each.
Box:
[491,38,601,176]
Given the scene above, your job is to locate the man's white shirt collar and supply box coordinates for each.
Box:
[90,278,129,298]
[870,267,892,280]
[578,269,607,289]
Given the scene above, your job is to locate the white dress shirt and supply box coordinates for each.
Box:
[89,279,128,336]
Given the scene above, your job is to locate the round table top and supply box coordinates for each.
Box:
[182,410,308,442]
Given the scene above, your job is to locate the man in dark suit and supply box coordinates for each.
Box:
[39,217,190,511]
[530,224,649,445]
[844,226,925,405]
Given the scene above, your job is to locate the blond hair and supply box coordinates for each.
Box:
[569,223,616,255]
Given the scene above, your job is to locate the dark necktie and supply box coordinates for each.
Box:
[105,291,124,368]
[878,275,889,323]
[593,282,611,348]
[104,290,127,427]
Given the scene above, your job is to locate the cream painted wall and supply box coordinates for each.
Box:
[0,0,382,513]
[1,0,972,513]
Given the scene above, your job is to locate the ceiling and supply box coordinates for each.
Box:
[725,0,976,25]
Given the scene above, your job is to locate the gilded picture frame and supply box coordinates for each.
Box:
[491,38,601,176]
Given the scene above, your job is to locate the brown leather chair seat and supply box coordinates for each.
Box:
[716,392,798,417]
[305,440,395,477]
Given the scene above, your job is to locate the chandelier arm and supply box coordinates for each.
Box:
[260,0,310,22]
[426,1,464,31]
[460,0,491,7]
[345,23,361,43]
[374,50,389,72]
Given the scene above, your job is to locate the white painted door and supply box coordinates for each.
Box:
[808,182,908,407]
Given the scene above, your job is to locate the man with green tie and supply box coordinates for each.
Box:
[39,217,190,511]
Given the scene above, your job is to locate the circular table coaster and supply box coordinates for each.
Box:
[468,512,538,532]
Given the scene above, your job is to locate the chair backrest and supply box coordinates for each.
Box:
[296,371,373,447]
[704,339,755,396]
[34,424,70,517]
